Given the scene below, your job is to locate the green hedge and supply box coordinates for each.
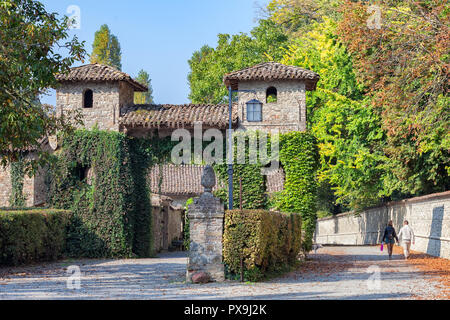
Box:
[223,209,302,282]
[0,209,70,266]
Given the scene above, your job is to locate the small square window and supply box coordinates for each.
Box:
[246,100,262,122]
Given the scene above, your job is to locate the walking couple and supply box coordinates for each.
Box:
[381,220,415,260]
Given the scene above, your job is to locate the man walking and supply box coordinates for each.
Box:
[398,220,415,260]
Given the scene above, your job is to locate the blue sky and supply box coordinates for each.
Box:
[40,0,267,105]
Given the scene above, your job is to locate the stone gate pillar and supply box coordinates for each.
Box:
[186,165,225,283]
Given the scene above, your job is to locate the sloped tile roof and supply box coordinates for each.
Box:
[149,164,284,196]
[149,164,222,196]
[120,104,238,129]
[55,64,148,92]
[223,62,320,91]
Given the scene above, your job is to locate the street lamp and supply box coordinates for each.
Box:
[227,86,257,210]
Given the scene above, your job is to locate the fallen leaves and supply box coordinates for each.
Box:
[393,245,450,299]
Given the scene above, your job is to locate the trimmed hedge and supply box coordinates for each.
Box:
[0,209,70,266]
[223,209,302,282]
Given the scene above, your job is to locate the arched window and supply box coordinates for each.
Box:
[83,89,93,108]
[266,87,277,103]
[246,99,262,122]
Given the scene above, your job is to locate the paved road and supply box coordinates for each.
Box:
[0,246,446,300]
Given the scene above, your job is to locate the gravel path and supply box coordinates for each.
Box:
[0,246,446,300]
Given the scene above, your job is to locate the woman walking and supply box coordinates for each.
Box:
[382,220,399,259]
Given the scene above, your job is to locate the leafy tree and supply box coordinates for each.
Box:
[188,19,289,104]
[281,17,387,211]
[90,24,122,70]
[338,0,449,197]
[267,0,342,34]
[109,34,122,71]
[134,70,154,104]
[0,0,85,168]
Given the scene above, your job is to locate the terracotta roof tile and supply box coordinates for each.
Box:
[223,62,320,91]
[55,64,148,92]
[120,104,238,129]
[149,164,285,196]
[149,164,222,196]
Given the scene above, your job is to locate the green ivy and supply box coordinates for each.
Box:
[9,156,26,208]
[273,132,319,253]
[214,131,270,210]
[47,130,173,258]
[183,198,194,250]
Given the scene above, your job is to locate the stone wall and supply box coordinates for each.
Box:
[168,206,183,244]
[0,165,12,207]
[151,194,184,253]
[315,191,450,259]
[0,156,47,208]
[237,80,307,133]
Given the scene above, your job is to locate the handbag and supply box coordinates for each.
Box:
[380,243,384,252]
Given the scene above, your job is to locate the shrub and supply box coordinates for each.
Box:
[0,209,70,266]
[223,209,302,282]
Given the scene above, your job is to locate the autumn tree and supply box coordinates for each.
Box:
[90,24,122,70]
[0,0,85,167]
[134,69,154,104]
[281,17,387,211]
[267,0,342,34]
[338,0,449,197]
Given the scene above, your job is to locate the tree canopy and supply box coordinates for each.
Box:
[187,0,449,213]
[0,0,85,168]
[134,69,154,104]
[188,19,289,104]
[90,24,122,70]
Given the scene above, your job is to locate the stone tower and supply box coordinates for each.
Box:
[223,62,320,133]
[55,64,148,131]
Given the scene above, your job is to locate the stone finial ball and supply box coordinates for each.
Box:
[201,165,216,193]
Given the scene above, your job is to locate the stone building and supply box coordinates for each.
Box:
[0,62,319,209]
[223,62,319,133]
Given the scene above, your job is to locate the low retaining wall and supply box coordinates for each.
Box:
[314,191,450,259]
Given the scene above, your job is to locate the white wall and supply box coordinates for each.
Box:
[315,191,450,259]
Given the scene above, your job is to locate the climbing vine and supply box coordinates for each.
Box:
[9,156,26,208]
[272,132,319,253]
[214,131,272,209]
[47,129,175,258]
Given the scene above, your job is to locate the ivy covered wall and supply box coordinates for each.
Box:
[47,130,172,258]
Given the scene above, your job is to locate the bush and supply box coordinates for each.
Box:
[0,209,70,266]
[223,209,302,282]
